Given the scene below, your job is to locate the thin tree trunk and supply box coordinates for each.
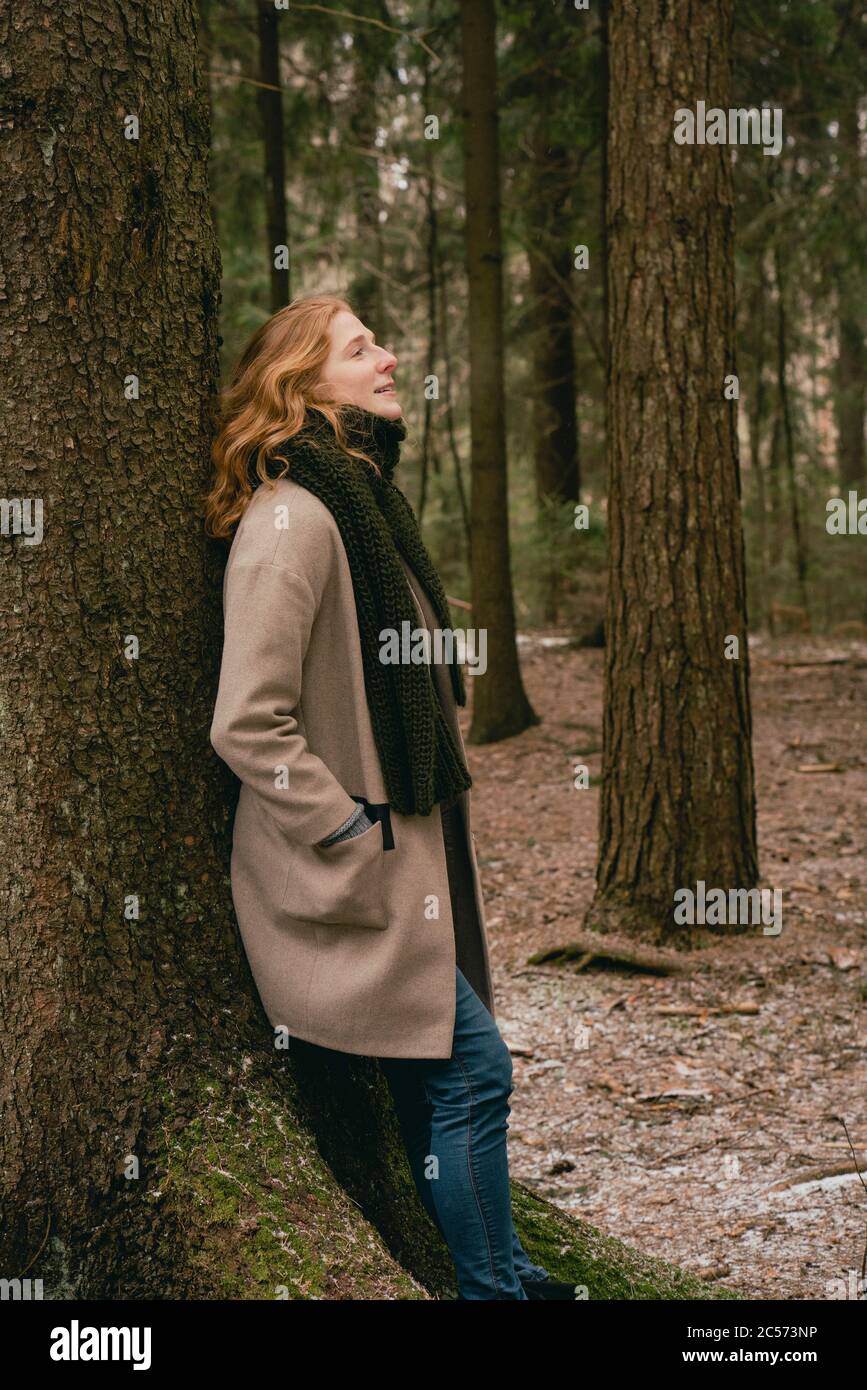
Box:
[747,267,770,628]
[598,0,611,612]
[587,0,758,939]
[459,0,538,742]
[347,3,388,332]
[768,400,783,525]
[773,245,809,611]
[528,139,579,509]
[435,237,471,551]
[528,136,579,626]
[419,27,439,523]
[834,82,865,486]
[257,0,291,309]
[836,306,866,486]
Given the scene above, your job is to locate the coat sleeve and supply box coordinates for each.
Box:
[209,559,360,846]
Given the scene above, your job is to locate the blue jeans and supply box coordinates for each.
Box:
[378,967,550,1299]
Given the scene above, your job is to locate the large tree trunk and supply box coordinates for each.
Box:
[587,0,758,939]
[257,0,291,310]
[459,0,538,742]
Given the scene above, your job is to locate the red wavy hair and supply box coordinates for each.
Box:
[202,293,380,540]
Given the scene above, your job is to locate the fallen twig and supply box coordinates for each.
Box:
[768,1159,867,1192]
[653,1004,760,1017]
[769,657,849,668]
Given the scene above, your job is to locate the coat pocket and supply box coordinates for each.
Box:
[280,817,388,929]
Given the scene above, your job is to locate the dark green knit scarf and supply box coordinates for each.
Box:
[249,404,473,818]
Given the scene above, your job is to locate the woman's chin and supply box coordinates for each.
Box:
[370,394,402,418]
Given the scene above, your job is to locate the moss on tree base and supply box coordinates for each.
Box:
[149,1057,742,1301]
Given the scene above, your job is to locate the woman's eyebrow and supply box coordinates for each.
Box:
[344,332,376,352]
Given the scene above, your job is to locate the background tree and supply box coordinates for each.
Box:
[587,0,759,939]
[346,0,394,334]
[833,96,865,489]
[257,0,291,309]
[459,0,538,741]
[500,0,589,625]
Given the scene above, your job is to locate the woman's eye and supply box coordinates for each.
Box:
[353,347,364,357]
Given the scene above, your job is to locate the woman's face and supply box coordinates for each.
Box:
[318,310,401,420]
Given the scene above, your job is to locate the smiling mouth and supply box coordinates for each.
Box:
[374,383,397,394]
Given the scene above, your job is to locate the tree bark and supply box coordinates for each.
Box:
[257,0,291,310]
[459,0,538,742]
[587,0,758,940]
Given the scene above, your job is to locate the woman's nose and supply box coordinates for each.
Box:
[380,345,398,371]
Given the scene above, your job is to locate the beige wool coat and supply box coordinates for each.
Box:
[209,471,496,1058]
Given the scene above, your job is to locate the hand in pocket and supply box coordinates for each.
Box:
[281,816,387,928]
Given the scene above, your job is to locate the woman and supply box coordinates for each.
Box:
[204,293,568,1300]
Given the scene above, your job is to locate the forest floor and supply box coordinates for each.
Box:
[459,631,866,1303]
